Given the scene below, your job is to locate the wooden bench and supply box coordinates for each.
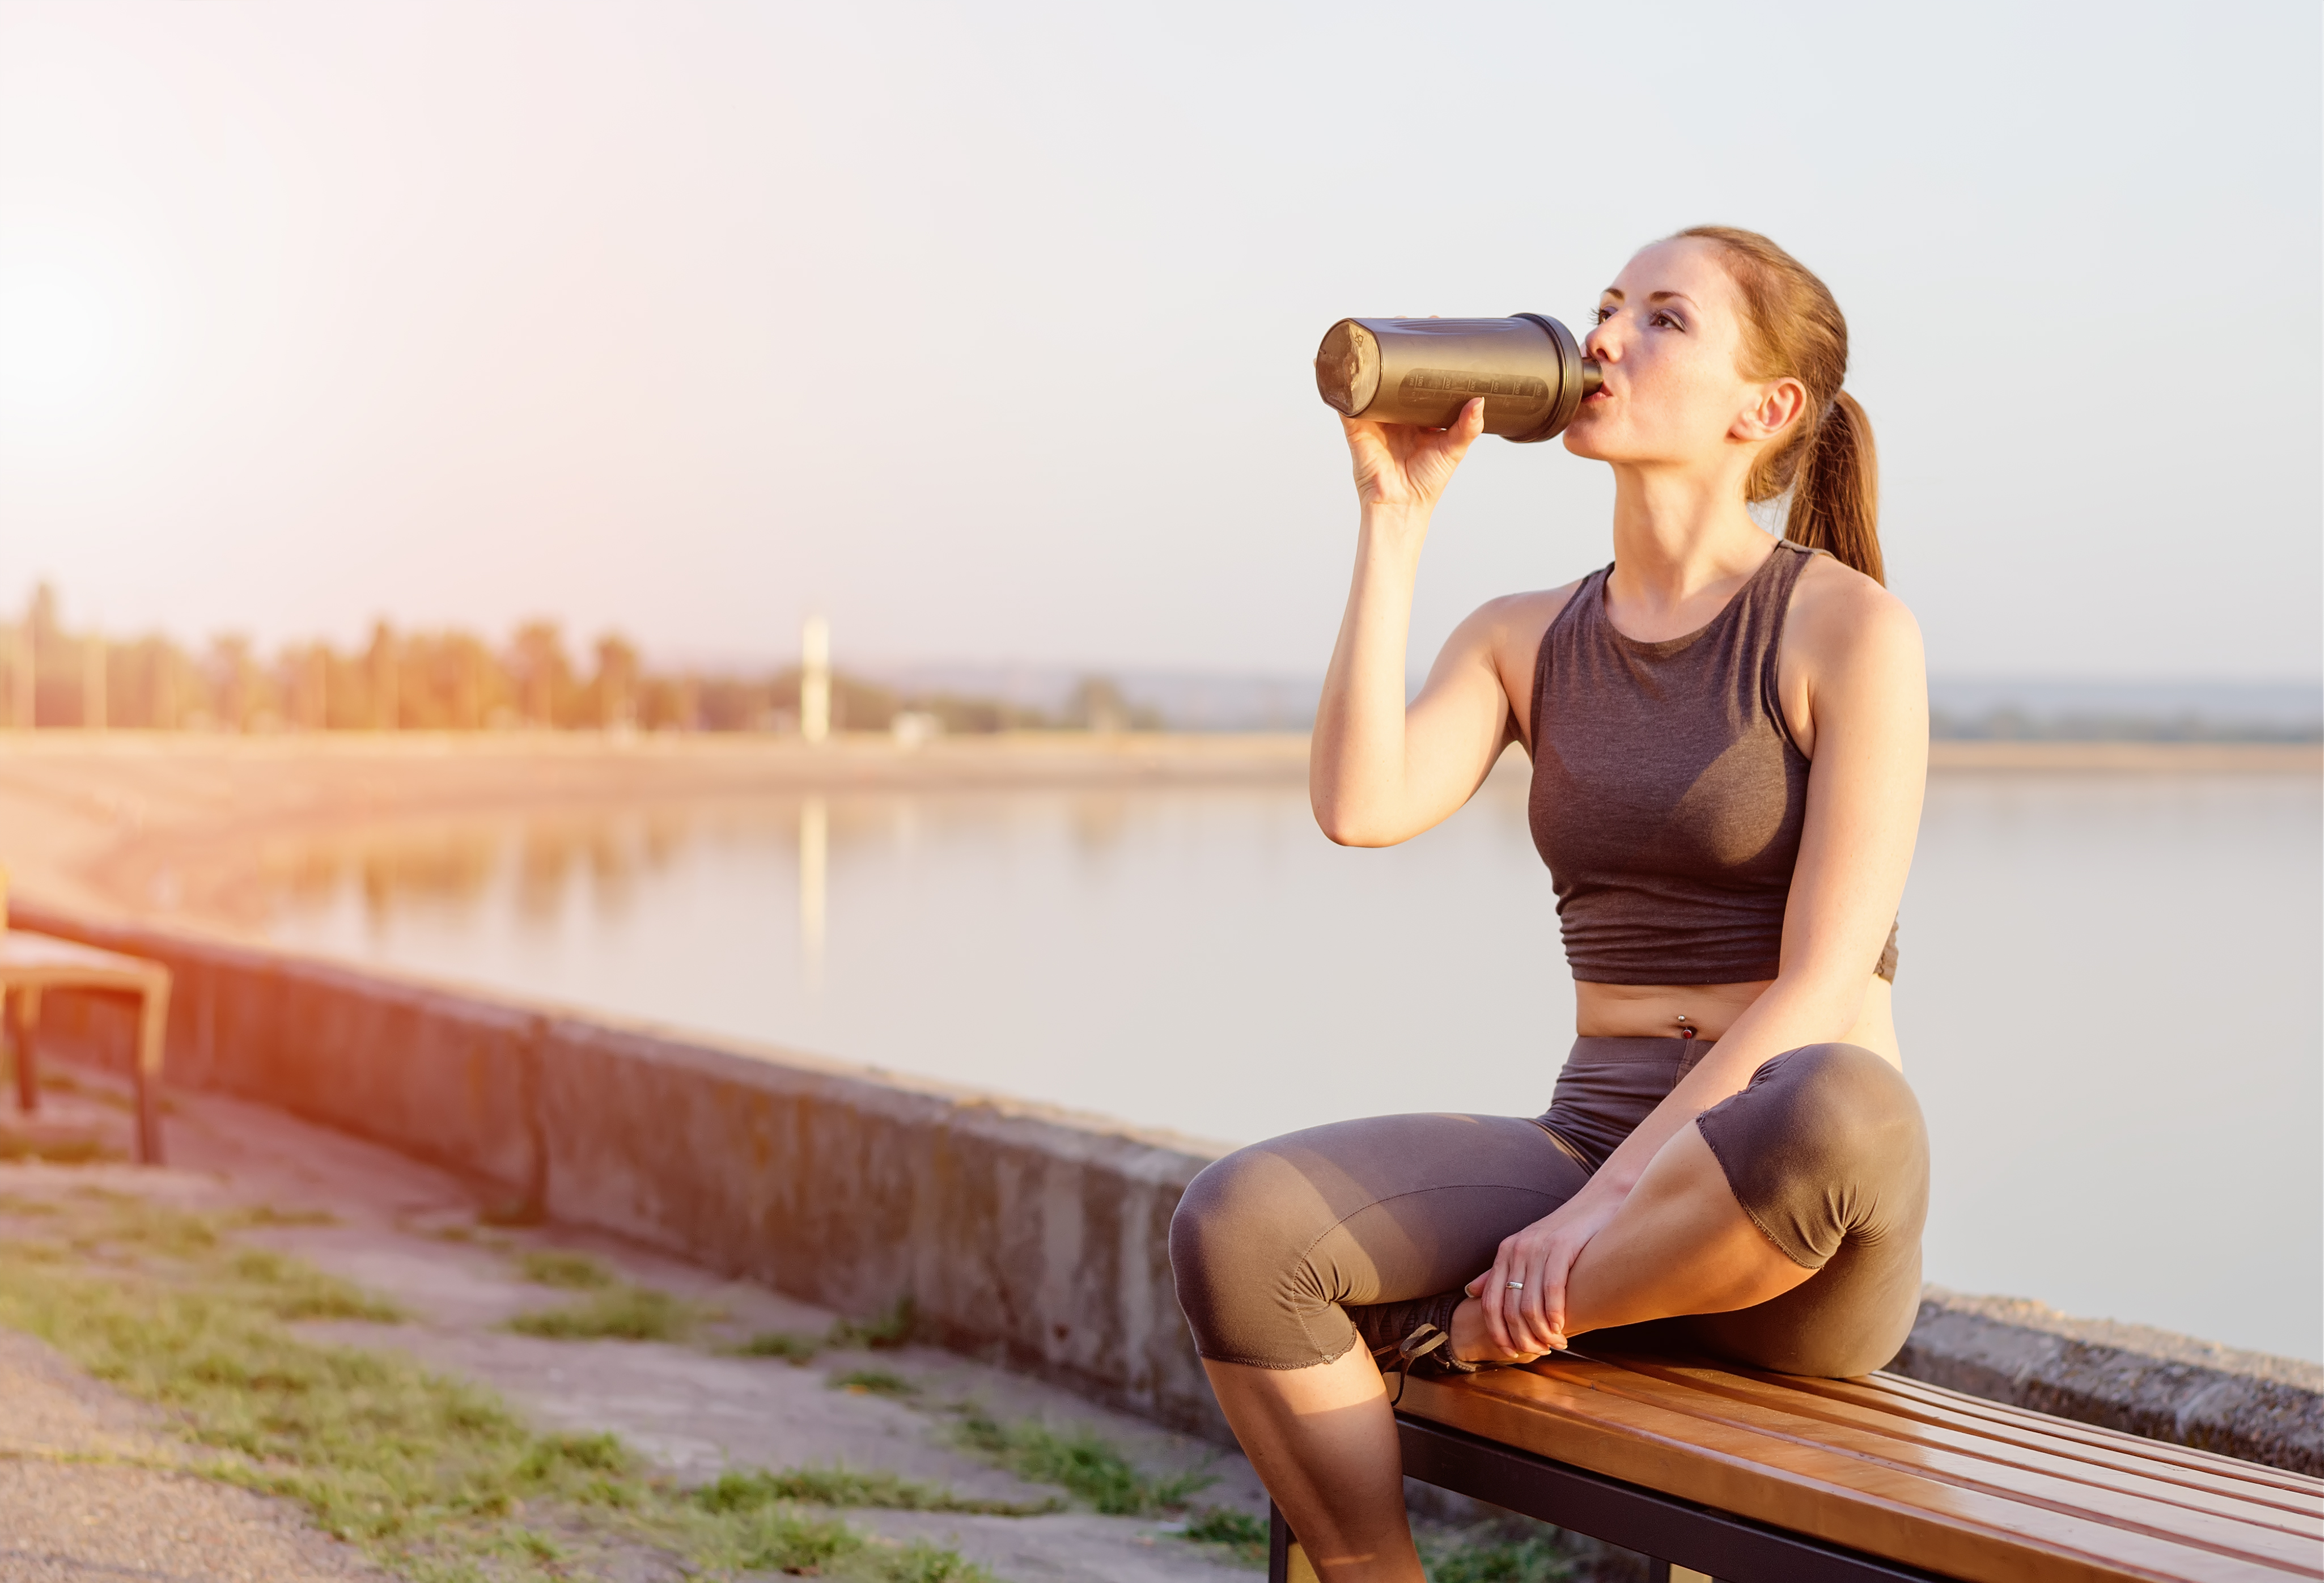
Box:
[1266,1348,2323,1582]
[0,928,172,1165]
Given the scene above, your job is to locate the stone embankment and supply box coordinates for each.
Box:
[18,900,2321,1476]
[1898,1289,2322,1475]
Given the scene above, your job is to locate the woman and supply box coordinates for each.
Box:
[1169,227,1929,1582]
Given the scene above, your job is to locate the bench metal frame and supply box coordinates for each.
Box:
[1263,1413,1949,1583]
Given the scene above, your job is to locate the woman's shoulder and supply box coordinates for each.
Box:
[1788,549,1921,657]
[1784,551,1924,697]
[1471,572,1600,652]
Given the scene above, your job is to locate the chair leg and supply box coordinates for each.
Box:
[134,981,168,1166]
[1267,1503,1320,1583]
[11,988,36,1116]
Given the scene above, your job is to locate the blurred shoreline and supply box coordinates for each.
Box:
[0,730,2310,932]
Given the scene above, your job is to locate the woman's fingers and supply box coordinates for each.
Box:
[1500,1241,1551,1356]
[1344,399,1489,508]
[1481,1242,1519,1356]
[1515,1256,1560,1355]
[1535,1242,1576,1353]
[1507,1233,1581,1355]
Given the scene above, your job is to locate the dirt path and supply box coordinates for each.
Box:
[0,1328,387,1582]
[0,1072,1268,1582]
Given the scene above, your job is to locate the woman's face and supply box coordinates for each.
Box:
[1562,236,1799,469]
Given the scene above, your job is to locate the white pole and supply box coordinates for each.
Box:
[800,613,831,744]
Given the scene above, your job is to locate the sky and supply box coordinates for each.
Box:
[0,0,2316,680]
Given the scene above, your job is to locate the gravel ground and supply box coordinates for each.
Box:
[0,1329,388,1583]
[0,1077,1267,1582]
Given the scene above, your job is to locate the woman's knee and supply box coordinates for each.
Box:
[1696,1043,1929,1268]
[1736,1043,1923,1169]
[1169,1144,1350,1369]
[1168,1147,1273,1293]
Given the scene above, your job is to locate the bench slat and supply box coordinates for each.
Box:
[1600,1357,2321,1538]
[1784,1372,2323,1500]
[1564,1358,2317,1568]
[1397,1361,2320,1583]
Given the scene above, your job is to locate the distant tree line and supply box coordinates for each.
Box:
[0,585,1159,734]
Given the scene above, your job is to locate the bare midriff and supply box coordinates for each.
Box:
[1574,977,1901,1067]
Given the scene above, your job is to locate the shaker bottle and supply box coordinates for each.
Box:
[1314,315,1602,442]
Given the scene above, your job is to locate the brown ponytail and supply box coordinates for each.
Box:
[1676,226,1884,585]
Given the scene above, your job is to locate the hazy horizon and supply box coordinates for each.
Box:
[1,1,2317,683]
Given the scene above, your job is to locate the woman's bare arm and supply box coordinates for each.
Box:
[1311,399,1566,845]
[1472,557,1929,1353]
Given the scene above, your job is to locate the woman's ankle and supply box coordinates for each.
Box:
[1447,1296,1542,1366]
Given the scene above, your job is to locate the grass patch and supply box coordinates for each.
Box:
[952,1409,1214,1516]
[693,1506,999,1580]
[1178,1505,1270,1564]
[0,1191,1003,1580]
[513,1248,616,1290]
[736,1327,822,1364]
[828,1294,918,1351]
[418,1219,515,1252]
[504,1284,698,1341]
[222,1246,405,1323]
[230,1204,340,1229]
[477,1196,546,1229]
[0,1061,179,1115]
[1418,1524,1584,1582]
[829,1366,917,1398]
[698,1463,1059,1516]
[0,1131,118,1164]
[734,1297,916,1369]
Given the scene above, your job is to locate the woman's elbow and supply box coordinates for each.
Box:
[1309,796,1402,848]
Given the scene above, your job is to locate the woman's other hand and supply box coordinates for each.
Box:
[1464,1190,1622,1357]
[1345,398,1486,511]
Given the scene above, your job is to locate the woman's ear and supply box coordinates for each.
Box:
[1731,376,1809,443]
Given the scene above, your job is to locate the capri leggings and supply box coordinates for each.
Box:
[1169,1038,1929,1379]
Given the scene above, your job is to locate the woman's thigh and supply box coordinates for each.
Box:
[1171,1112,1591,1369]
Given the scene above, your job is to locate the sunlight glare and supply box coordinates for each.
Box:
[0,242,145,428]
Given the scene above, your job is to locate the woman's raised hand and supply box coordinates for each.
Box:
[1345,397,1487,511]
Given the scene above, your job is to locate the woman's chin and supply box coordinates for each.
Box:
[1562,427,1611,460]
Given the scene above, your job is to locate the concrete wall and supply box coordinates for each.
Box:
[15,902,1233,1441]
[18,903,2321,1473]
[1898,1289,2322,1476]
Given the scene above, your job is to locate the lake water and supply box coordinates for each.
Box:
[258,765,2324,1363]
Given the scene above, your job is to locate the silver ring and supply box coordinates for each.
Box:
[1505,1280,1524,1290]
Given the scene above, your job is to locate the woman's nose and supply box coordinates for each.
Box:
[1582,320,1618,362]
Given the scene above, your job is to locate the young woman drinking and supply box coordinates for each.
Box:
[1169,227,1929,1582]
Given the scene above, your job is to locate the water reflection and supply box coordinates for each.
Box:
[253,773,2323,1361]
[800,797,828,988]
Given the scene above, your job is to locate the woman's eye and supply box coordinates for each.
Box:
[1651,311,1683,330]
[1591,307,1614,324]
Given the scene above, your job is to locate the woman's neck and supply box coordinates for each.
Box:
[1602,463,1779,639]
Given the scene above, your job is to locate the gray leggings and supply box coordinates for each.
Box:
[1169,1039,1928,1379]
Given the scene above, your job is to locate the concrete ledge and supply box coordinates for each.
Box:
[15,902,2318,1472]
[1891,1288,2323,1475]
[13,901,1237,1441]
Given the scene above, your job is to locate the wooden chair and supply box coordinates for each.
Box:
[1267,1349,2323,1582]
[0,921,172,1166]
